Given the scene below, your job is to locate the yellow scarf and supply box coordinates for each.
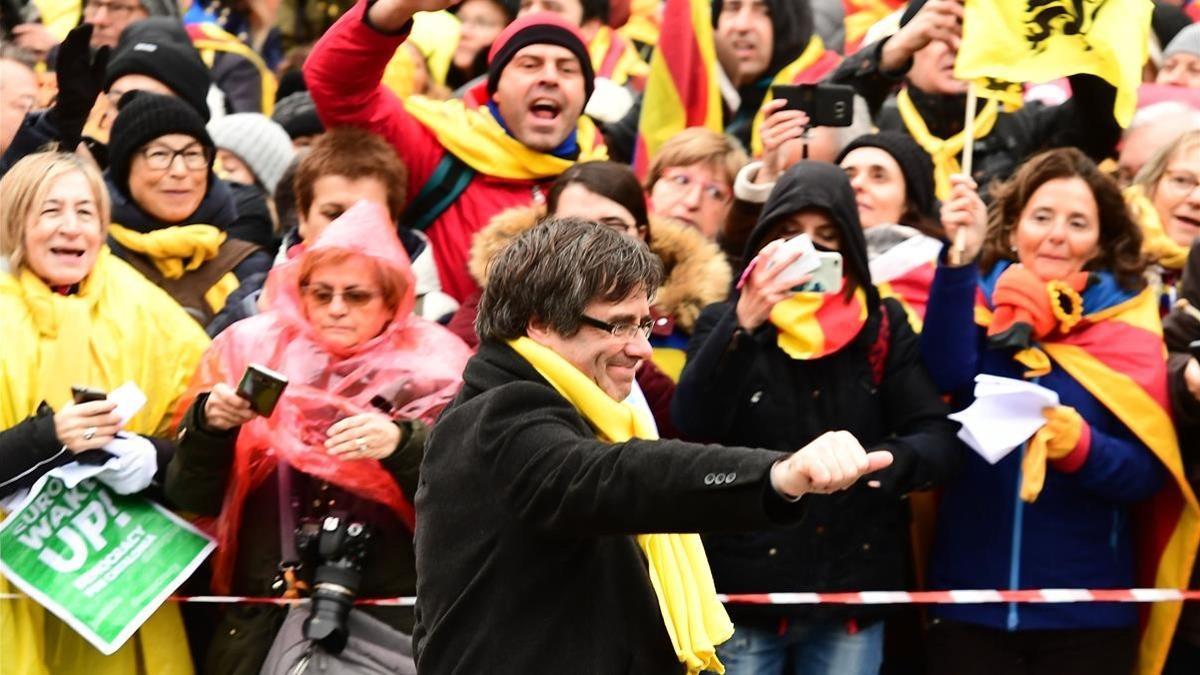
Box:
[896,88,999,201]
[1125,184,1188,270]
[403,97,608,180]
[507,337,734,674]
[108,223,227,280]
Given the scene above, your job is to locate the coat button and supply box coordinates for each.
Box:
[728,472,737,482]
[750,391,763,404]
[704,473,716,485]
[714,473,727,485]
[768,547,778,556]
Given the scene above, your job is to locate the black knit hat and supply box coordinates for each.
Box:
[836,132,937,220]
[104,34,212,120]
[486,12,594,100]
[271,91,324,140]
[107,91,214,199]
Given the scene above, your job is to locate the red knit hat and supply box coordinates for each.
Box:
[486,11,594,99]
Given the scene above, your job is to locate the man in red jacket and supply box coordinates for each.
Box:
[305,0,608,302]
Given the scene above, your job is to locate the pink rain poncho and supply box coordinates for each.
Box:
[177,200,471,593]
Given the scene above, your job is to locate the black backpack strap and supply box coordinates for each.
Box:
[401,152,476,232]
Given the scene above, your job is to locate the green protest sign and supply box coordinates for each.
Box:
[0,475,214,654]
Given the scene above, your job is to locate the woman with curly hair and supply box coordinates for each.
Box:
[919,148,1200,675]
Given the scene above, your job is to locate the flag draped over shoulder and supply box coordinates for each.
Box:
[974,267,1200,675]
[633,0,723,178]
[842,0,906,54]
[953,0,1153,127]
[748,37,843,157]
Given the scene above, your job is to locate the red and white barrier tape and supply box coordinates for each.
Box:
[4,589,1200,606]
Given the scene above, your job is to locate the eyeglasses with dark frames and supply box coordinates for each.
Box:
[578,314,658,341]
[300,284,381,308]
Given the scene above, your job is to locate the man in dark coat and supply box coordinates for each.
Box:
[413,217,893,674]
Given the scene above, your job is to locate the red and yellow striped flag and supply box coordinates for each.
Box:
[633,0,723,178]
[843,0,907,55]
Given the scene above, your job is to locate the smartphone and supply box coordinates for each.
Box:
[771,83,856,128]
[796,252,844,294]
[71,386,107,404]
[236,364,289,417]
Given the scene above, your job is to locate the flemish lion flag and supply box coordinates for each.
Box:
[953,0,1153,127]
[633,0,722,178]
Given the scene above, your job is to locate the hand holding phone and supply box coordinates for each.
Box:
[236,364,289,417]
[771,84,856,128]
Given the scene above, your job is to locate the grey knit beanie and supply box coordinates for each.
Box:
[207,113,296,195]
[1165,23,1200,61]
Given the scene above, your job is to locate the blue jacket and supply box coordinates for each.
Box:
[919,261,1166,631]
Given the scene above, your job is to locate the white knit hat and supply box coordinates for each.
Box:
[206,113,295,195]
[1165,23,1200,61]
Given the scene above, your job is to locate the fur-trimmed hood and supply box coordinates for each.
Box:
[468,204,732,333]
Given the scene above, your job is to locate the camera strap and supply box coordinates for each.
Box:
[276,460,309,599]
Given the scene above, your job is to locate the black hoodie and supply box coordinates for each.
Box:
[745,161,881,316]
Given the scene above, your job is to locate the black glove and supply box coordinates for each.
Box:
[46,23,109,150]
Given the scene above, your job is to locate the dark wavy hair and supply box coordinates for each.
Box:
[547,161,650,235]
[980,148,1146,291]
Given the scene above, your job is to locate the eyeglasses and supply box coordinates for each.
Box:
[139,144,211,172]
[658,169,732,204]
[1162,171,1200,196]
[578,314,657,341]
[83,0,142,18]
[597,216,648,236]
[300,284,381,308]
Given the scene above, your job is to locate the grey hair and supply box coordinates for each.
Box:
[476,217,664,342]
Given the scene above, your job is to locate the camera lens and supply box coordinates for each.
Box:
[302,563,362,654]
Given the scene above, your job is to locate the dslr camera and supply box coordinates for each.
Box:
[295,511,371,654]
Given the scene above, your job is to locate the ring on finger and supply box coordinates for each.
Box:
[82,426,97,441]
[356,436,367,451]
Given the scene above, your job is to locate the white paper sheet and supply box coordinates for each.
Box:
[948,375,1060,464]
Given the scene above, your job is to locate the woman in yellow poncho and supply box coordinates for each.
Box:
[0,152,209,675]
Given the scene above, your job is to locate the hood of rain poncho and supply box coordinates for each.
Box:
[177,200,472,593]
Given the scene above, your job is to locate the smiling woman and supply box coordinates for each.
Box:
[0,153,210,675]
[103,92,274,333]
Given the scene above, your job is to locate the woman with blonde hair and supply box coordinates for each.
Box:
[1128,130,1200,312]
[0,152,209,674]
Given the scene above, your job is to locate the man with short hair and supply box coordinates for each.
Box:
[304,0,607,303]
[414,217,892,673]
[88,0,178,48]
[518,0,649,92]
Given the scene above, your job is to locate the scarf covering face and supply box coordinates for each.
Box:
[745,161,880,359]
[402,96,608,180]
[174,202,472,594]
[507,336,734,674]
[1,247,209,675]
[975,260,1200,675]
[896,87,999,201]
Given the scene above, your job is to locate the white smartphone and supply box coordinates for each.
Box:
[795,251,843,293]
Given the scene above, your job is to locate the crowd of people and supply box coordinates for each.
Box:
[2,0,1200,674]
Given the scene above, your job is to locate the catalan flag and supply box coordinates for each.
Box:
[632,0,723,178]
[770,284,870,360]
[975,265,1200,675]
[953,0,1154,127]
[589,24,651,90]
[749,37,844,157]
[843,0,907,55]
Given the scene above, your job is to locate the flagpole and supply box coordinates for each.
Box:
[950,81,978,266]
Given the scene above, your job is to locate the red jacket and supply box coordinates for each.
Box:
[304,2,551,302]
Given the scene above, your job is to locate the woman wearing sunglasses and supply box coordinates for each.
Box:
[166,201,470,675]
[102,92,273,334]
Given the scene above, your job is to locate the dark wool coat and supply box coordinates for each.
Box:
[412,340,808,674]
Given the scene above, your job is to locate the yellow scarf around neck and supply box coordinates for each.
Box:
[403,96,608,181]
[896,88,999,201]
[507,336,734,674]
[108,223,227,280]
[1125,184,1188,270]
